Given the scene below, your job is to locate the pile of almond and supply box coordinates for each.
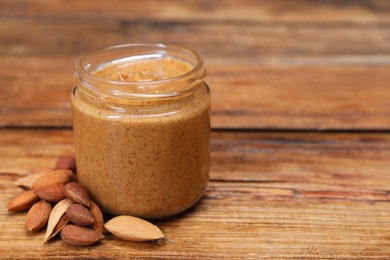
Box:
[7,156,164,246]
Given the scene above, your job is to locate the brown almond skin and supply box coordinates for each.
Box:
[32,169,73,190]
[55,156,76,172]
[90,201,104,233]
[25,200,52,232]
[61,224,104,246]
[34,184,65,202]
[66,204,95,226]
[63,182,91,208]
[7,190,40,212]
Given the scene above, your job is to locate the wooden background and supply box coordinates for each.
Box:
[1,0,390,258]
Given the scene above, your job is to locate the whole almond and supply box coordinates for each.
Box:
[104,215,164,241]
[63,182,91,208]
[47,214,69,241]
[32,169,73,190]
[61,224,104,246]
[25,200,52,232]
[7,190,40,212]
[55,156,76,172]
[44,199,73,241]
[90,201,104,233]
[34,184,65,202]
[14,168,51,189]
[66,204,95,226]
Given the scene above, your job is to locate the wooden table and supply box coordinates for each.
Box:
[1,1,390,258]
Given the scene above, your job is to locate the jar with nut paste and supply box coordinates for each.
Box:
[72,44,210,218]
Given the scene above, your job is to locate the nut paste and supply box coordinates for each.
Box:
[72,44,210,218]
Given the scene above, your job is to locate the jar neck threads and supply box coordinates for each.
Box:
[75,43,206,101]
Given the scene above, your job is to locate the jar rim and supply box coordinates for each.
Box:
[75,43,205,99]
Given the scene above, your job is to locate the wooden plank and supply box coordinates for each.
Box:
[1,57,390,129]
[211,131,390,192]
[1,129,390,194]
[1,2,389,130]
[0,129,389,258]
[210,65,390,129]
[2,19,390,62]
[1,0,389,23]
[1,185,390,259]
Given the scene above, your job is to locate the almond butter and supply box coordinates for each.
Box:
[32,169,73,190]
[55,156,76,172]
[63,182,91,208]
[34,184,65,202]
[25,200,52,232]
[90,201,104,233]
[61,224,104,246]
[7,190,40,212]
[104,215,164,241]
[66,204,95,226]
[44,199,73,241]
[14,168,51,189]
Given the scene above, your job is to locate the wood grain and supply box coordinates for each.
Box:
[2,19,390,62]
[0,129,389,258]
[1,129,389,198]
[1,57,390,129]
[1,0,389,23]
[1,189,390,259]
[1,1,390,129]
[1,1,390,258]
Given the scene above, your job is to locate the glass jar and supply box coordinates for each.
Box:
[72,44,210,219]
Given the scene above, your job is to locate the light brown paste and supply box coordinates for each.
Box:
[72,57,210,218]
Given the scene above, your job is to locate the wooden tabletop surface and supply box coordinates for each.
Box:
[1,1,390,259]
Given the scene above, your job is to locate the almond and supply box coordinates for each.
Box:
[63,182,91,208]
[104,215,164,241]
[44,199,73,241]
[55,156,76,172]
[34,184,65,202]
[47,214,69,241]
[14,168,51,189]
[66,204,95,226]
[90,201,104,233]
[7,190,40,212]
[61,224,104,246]
[32,169,73,190]
[25,200,52,232]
